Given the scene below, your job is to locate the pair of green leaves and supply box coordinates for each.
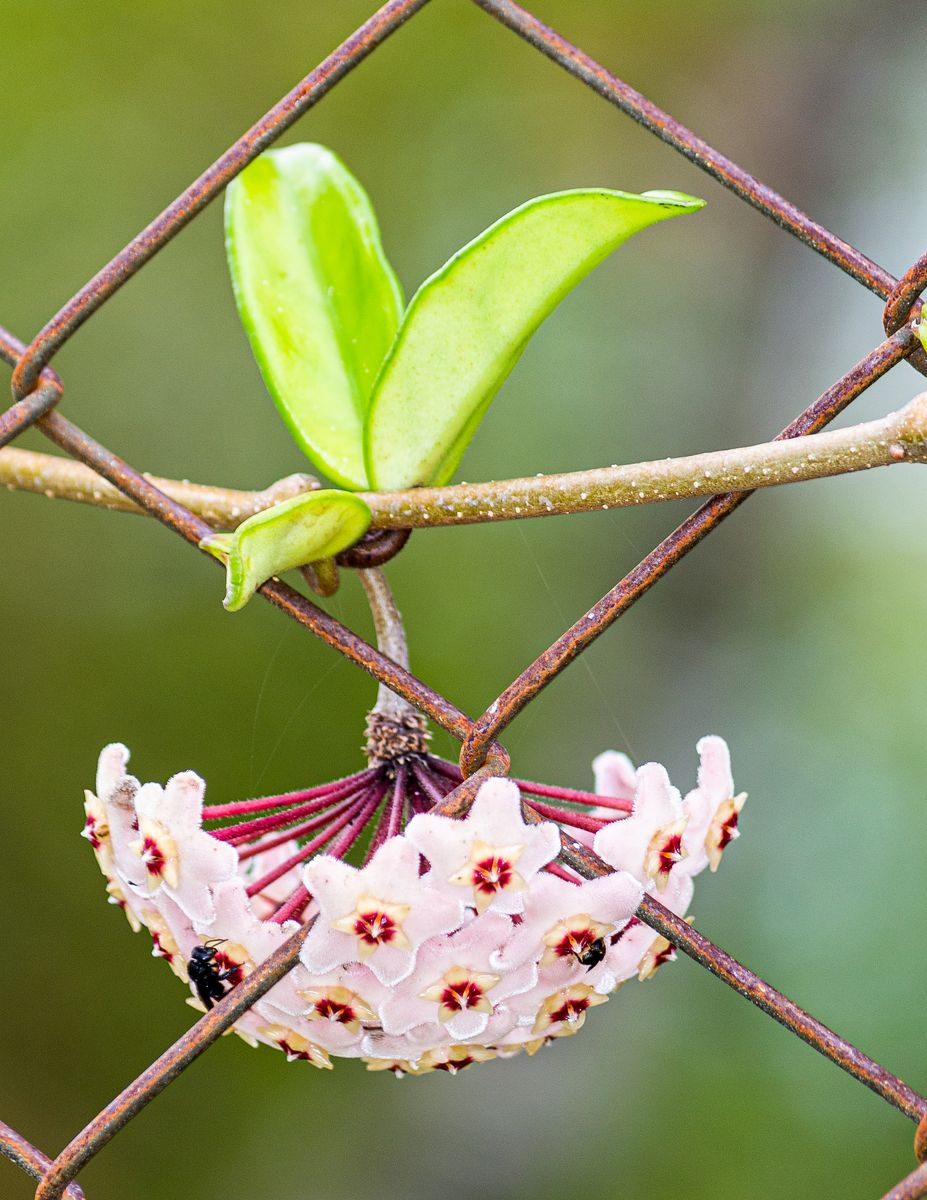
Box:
[209,144,704,608]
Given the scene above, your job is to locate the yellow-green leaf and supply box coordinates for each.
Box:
[364,189,704,490]
[201,491,371,611]
[226,144,403,489]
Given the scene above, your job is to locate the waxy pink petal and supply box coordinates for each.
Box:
[605,871,694,984]
[496,870,643,976]
[682,735,744,875]
[134,772,238,923]
[301,836,463,985]
[379,911,526,1039]
[592,750,637,802]
[406,777,560,915]
[593,762,686,885]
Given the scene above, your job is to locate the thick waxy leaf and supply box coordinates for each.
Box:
[201,491,371,611]
[364,189,705,490]
[226,144,403,489]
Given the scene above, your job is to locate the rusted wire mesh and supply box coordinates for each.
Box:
[3,1,927,1196]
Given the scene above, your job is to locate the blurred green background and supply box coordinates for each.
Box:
[2,1,926,1196]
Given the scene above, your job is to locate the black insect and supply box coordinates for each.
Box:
[187,939,239,1010]
[576,937,607,971]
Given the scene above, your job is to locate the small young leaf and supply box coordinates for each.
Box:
[364,189,705,490]
[200,491,371,612]
[226,144,403,490]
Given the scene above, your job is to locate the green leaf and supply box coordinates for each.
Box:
[201,491,371,612]
[225,144,403,490]
[364,189,705,490]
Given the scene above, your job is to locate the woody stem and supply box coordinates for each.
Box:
[3,393,927,528]
[358,567,429,763]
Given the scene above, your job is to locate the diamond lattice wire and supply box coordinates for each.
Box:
[2,2,927,1197]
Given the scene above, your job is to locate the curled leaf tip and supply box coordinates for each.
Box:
[199,533,234,563]
[207,490,372,612]
[640,190,706,209]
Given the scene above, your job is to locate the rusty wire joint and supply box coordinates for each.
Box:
[0,1124,84,1200]
[3,0,927,1197]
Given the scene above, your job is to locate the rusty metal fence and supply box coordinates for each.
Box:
[3,2,927,1197]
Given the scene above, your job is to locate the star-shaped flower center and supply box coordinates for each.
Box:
[643,816,688,890]
[104,877,141,931]
[638,935,676,980]
[540,913,614,968]
[610,915,641,943]
[212,943,249,987]
[145,913,189,980]
[533,984,609,1035]
[130,815,179,890]
[301,986,377,1035]
[418,1044,497,1074]
[420,966,501,1022]
[638,916,693,981]
[81,792,109,852]
[448,840,526,913]
[151,930,175,964]
[332,893,412,960]
[258,1025,333,1069]
[706,792,747,871]
[363,1057,420,1076]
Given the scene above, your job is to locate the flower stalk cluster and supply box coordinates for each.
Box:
[83,735,743,1074]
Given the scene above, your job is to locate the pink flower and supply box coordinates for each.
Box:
[405,777,561,915]
[81,733,743,1073]
[681,735,747,875]
[378,911,530,1041]
[83,743,146,891]
[604,871,694,984]
[592,750,637,802]
[132,772,238,924]
[496,870,643,988]
[593,762,688,891]
[301,836,462,985]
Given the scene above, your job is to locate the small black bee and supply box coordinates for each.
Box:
[576,937,607,971]
[187,939,239,1010]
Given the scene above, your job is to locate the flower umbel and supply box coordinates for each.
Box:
[83,736,744,1073]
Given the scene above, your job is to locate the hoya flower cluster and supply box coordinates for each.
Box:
[82,738,744,1075]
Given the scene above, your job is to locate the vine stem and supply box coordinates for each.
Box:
[358,567,412,720]
[357,566,431,764]
[0,455,320,524]
[362,395,927,525]
[2,394,926,529]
